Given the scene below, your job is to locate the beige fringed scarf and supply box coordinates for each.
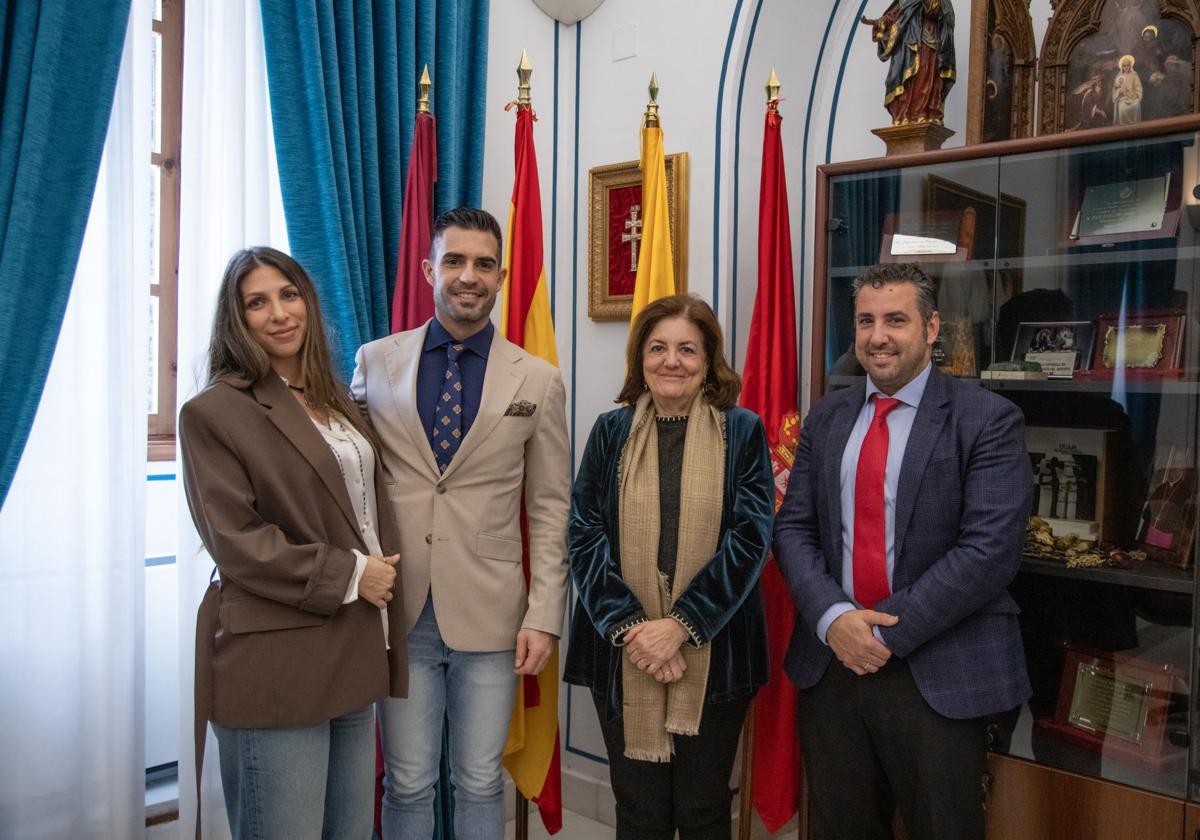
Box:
[618,390,725,761]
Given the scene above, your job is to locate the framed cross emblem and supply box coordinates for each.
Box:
[587,153,689,321]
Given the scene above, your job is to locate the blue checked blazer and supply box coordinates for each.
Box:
[774,365,1033,719]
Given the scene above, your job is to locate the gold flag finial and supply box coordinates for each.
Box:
[517,49,533,107]
[644,72,660,128]
[766,68,781,105]
[417,64,431,113]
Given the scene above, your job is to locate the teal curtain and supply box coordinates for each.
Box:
[0,1,131,507]
[260,0,490,377]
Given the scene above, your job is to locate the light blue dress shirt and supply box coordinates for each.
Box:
[815,362,933,644]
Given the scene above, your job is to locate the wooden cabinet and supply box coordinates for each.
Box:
[986,753,1183,839]
[812,114,1200,836]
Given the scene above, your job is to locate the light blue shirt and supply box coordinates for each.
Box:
[815,363,933,644]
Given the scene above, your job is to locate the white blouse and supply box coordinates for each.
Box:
[313,412,389,646]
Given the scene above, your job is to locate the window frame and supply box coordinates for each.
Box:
[148,0,183,461]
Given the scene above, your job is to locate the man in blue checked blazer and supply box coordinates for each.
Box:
[774,262,1032,840]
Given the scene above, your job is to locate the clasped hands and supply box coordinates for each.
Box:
[828,609,898,676]
[358,553,400,608]
[625,618,690,684]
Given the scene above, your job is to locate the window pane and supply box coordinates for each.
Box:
[151,31,161,156]
[149,165,160,284]
[148,295,159,416]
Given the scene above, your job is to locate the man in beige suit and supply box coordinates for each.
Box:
[352,207,571,840]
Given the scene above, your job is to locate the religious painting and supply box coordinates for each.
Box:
[966,0,1036,144]
[587,154,689,321]
[1039,0,1200,135]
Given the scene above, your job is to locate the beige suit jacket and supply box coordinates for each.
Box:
[352,322,571,651]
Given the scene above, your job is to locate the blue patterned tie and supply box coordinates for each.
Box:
[432,343,465,472]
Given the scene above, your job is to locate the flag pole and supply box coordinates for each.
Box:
[737,72,783,840]
[513,49,533,840]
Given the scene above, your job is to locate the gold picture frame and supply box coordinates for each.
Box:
[587,153,689,321]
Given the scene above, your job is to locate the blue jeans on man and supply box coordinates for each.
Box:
[379,595,518,840]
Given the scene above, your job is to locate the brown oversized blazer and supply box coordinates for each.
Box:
[351,322,571,651]
[179,373,407,733]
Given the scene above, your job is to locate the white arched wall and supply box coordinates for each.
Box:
[479,0,1058,824]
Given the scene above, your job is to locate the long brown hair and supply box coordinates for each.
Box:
[206,247,375,443]
[617,294,741,410]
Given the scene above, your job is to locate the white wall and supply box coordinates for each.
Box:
[481,0,1059,821]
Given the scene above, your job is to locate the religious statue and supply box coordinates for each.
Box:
[862,0,956,126]
[1111,53,1144,124]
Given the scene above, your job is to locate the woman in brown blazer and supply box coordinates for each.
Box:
[180,247,406,840]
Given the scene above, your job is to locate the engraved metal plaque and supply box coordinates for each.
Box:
[1067,662,1153,744]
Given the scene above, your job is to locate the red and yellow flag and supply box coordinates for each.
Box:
[629,119,674,325]
[741,88,803,834]
[500,98,562,835]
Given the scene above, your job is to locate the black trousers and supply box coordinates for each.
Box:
[799,659,987,840]
[594,694,750,840]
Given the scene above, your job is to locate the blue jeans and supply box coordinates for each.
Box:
[213,704,375,840]
[379,596,517,840]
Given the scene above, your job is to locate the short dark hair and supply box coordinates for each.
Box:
[850,263,937,324]
[429,207,503,262]
[617,294,742,410]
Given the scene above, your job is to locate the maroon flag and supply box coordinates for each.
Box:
[741,91,802,834]
[391,109,437,332]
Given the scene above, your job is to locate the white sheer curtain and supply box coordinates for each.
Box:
[0,3,150,838]
[175,3,288,837]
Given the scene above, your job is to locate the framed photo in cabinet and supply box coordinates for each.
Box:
[1027,426,1120,541]
[1135,460,1197,568]
[1011,320,1096,377]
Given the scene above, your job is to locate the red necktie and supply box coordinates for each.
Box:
[853,396,902,610]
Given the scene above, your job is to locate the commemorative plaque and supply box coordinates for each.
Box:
[1035,643,1182,769]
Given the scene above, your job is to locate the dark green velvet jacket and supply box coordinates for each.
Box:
[563,405,775,721]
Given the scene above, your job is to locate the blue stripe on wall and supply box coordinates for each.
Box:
[145,555,176,567]
[827,0,872,165]
[728,0,765,367]
[565,19,592,764]
[147,473,176,482]
[799,2,844,307]
[710,0,746,315]
[551,22,560,316]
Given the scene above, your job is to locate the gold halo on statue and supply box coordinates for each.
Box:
[1141,24,1159,39]
[1119,54,1136,70]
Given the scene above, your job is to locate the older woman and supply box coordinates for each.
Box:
[564,294,775,839]
[179,247,406,839]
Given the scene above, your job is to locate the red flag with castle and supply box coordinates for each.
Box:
[741,71,803,834]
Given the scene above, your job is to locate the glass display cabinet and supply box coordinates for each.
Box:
[813,114,1200,839]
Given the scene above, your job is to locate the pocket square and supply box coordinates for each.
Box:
[504,400,537,417]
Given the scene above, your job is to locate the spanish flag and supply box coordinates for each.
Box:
[629,112,675,324]
[500,88,562,835]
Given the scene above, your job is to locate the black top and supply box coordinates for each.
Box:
[656,415,687,589]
